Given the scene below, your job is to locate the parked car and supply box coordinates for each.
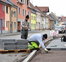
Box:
[55,26,65,34]
[62,23,66,33]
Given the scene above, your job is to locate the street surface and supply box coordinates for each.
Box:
[0,30,65,62]
[47,38,66,49]
[0,53,28,62]
[31,50,66,62]
[0,30,50,62]
[31,38,66,62]
[0,30,50,39]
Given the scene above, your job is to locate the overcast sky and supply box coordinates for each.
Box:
[30,0,66,16]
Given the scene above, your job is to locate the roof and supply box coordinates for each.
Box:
[61,17,66,21]
[30,2,34,9]
[34,6,41,13]
[29,3,36,13]
[37,6,49,12]
[0,0,6,5]
[0,0,17,8]
[48,15,54,21]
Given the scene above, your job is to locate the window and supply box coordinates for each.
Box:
[14,11,16,17]
[6,6,8,13]
[25,0,27,5]
[2,5,5,12]
[28,12,30,17]
[25,10,26,15]
[23,0,24,3]
[31,16,33,20]
[27,0,29,5]
[18,7,20,14]
[21,0,22,2]
[14,22,16,29]
[0,19,5,30]
[22,9,24,16]
[22,9,26,16]
[6,21,9,27]
[21,0,24,3]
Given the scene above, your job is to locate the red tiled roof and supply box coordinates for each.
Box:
[37,6,49,12]
[61,17,66,21]
[34,6,41,12]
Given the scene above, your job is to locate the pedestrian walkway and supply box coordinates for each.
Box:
[47,38,66,50]
[0,30,50,38]
[0,30,44,37]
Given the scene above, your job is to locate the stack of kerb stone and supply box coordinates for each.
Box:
[0,39,28,50]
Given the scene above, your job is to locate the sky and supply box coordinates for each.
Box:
[30,0,66,16]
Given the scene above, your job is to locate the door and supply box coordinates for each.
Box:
[0,19,3,34]
[17,22,21,32]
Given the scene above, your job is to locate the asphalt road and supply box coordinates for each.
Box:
[0,30,50,62]
[31,38,66,62]
[31,50,66,62]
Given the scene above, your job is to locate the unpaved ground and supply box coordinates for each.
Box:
[0,53,28,62]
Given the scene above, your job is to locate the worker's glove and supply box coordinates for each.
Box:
[44,48,48,53]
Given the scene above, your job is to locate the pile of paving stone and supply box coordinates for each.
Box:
[0,39,28,50]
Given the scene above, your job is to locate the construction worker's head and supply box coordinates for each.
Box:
[42,34,48,40]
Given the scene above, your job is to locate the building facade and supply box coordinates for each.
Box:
[0,1,5,34]
[12,0,30,32]
[36,6,49,30]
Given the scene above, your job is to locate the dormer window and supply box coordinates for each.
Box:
[17,0,24,4]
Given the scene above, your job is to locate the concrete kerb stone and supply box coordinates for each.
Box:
[0,39,28,50]
[0,32,20,37]
[0,30,43,37]
[22,37,53,62]
[22,50,37,62]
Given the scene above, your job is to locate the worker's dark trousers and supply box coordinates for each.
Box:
[21,29,28,39]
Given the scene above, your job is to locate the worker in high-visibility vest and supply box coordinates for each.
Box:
[27,34,48,53]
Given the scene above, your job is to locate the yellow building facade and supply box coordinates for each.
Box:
[31,13,37,30]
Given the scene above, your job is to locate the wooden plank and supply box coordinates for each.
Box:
[0,49,30,53]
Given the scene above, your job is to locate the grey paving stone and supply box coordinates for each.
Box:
[4,43,16,50]
[16,45,28,49]
[0,39,28,50]
[16,39,28,44]
[2,39,15,43]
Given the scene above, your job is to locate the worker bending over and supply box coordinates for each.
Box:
[27,34,48,53]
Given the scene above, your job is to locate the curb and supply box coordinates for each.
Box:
[0,30,44,37]
[22,37,53,62]
[22,50,37,62]
[0,33,20,37]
